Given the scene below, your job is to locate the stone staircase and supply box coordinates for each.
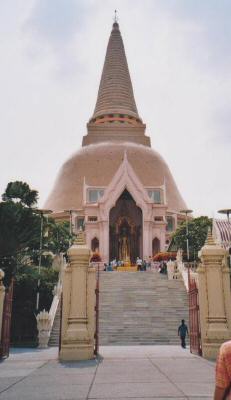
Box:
[99,271,189,345]
[48,303,61,347]
[48,271,189,347]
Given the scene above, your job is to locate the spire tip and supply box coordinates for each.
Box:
[113,10,119,29]
[114,9,118,23]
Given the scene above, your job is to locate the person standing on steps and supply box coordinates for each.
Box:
[178,319,188,348]
[136,257,142,271]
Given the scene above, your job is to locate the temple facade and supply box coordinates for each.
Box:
[45,21,187,263]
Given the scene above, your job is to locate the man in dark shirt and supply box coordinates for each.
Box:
[178,319,189,348]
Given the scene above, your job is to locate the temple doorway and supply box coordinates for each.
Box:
[109,189,142,264]
[152,237,160,256]
[91,237,99,252]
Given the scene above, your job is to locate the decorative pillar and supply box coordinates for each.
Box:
[59,230,96,361]
[0,270,5,338]
[143,221,151,260]
[197,229,231,359]
[99,220,109,262]
[147,225,153,259]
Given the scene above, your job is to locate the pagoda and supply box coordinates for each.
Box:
[45,21,187,262]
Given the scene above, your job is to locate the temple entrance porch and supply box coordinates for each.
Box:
[109,189,142,264]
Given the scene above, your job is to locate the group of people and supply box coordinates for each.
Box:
[103,258,169,273]
[158,260,168,274]
[136,257,152,271]
[103,259,124,271]
[103,257,154,271]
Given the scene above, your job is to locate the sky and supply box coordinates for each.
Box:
[0,0,230,218]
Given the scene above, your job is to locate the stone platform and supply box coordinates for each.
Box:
[116,266,137,272]
[0,346,215,399]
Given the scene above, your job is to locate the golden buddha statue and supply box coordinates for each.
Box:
[119,234,130,265]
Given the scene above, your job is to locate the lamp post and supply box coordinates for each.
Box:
[64,209,79,245]
[33,209,52,312]
[180,209,193,261]
[218,209,231,222]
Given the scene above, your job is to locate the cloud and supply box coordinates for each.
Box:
[160,0,231,73]
[25,0,86,43]
[23,0,92,78]
[211,107,231,145]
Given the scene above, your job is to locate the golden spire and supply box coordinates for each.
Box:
[90,18,140,122]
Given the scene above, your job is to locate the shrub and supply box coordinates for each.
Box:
[90,252,102,262]
[153,252,177,261]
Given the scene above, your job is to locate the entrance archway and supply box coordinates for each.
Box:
[109,189,142,264]
[152,237,160,256]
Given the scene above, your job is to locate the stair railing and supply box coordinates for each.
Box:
[167,260,181,280]
[176,260,198,292]
[176,260,189,291]
[36,254,66,348]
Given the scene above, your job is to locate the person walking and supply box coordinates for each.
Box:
[214,340,231,399]
[178,319,188,348]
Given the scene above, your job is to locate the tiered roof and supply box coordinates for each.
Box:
[213,219,231,249]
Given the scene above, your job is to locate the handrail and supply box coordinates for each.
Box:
[177,261,199,292]
[49,281,62,327]
[167,249,198,292]
[177,261,189,292]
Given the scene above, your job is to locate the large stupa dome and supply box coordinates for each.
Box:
[45,142,186,212]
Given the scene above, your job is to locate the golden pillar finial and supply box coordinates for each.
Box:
[74,227,86,246]
[205,226,215,246]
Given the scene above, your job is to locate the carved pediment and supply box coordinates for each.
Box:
[99,151,151,219]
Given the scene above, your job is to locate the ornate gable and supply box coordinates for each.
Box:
[98,151,151,220]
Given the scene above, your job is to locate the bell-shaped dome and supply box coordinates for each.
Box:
[45,142,186,212]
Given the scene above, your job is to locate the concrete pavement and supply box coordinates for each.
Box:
[0,346,215,399]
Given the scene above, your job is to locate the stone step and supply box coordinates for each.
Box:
[48,302,61,347]
[99,271,188,345]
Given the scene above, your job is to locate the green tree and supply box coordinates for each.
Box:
[0,181,74,344]
[2,181,38,207]
[45,219,72,254]
[171,216,212,260]
[0,182,40,285]
[0,181,73,284]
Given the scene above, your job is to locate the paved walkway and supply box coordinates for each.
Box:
[0,346,215,399]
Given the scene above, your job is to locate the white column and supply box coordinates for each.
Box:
[99,220,109,262]
[0,270,5,338]
[143,221,151,260]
